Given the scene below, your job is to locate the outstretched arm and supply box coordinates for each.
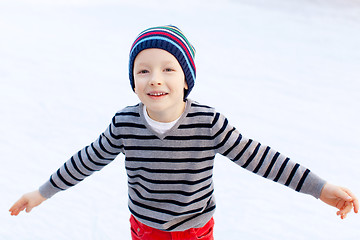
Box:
[320,183,359,219]
[9,190,47,216]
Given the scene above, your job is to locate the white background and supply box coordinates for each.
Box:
[1,0,359,239]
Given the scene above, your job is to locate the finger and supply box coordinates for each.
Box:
[12,209,22,216]
[336,202,354,221]
[10,197,28,210]
[335,199,346,211]
[10,208,21,216]
[337,208,348,220]
[338,202,353,215]
[9,199,28,216]
[9,200,23,213]
[10,204,26,216]
[341,187,359,214]
[25,205,34,213]
[19,204,27,212]
[9,210,17,216]
[342,188,356,199]
[336,187,352,201]
[353,199,359,213]
[352,198,359,213]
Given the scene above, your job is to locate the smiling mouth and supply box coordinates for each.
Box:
[147,92,168,97]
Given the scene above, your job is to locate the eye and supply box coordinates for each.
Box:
[137,69,149,74]
[164,68,174,72]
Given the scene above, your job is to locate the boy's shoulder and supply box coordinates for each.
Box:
[184,100,223,125]
[113,103,141,122]
[187,99,217,115]
[189,100,214,110]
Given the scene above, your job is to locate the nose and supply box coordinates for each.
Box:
[149,71,163,86]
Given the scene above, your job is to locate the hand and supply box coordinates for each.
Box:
[9,190,47,216]
[319,183,359,219]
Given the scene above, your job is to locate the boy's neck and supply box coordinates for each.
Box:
[145,101,187,123]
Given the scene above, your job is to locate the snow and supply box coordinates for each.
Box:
[1,0,359,239]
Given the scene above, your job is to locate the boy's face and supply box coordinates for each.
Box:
[133,48,188,122]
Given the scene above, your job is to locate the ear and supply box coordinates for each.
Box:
[133,80,137,94]
[184,80,188,90]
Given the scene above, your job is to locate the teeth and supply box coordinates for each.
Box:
[149,92,166,96]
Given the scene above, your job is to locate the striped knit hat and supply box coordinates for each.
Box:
[129,25,196,98]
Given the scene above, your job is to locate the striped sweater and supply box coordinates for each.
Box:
[39,99,326,231]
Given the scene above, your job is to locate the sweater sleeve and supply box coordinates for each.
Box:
[39,114,125,199]
[212,112,326,199]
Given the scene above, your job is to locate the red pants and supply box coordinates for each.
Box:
[130,215,214,240]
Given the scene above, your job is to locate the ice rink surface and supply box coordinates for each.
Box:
[1,0,359,239]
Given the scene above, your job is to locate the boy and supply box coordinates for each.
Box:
[9,25,358,240]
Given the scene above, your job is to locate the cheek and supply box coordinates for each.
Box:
[133,78,145,92]
[169,73,186,90]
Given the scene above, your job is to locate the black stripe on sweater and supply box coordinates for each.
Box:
[125,156,215,163]
[102,131,124,149]
[178,123,213,129]
[273,158,290,182]
[126,166,213,174]
[165,135,213,140]
[124,145,215,152]
[241,143,261,169]
[98,135,120,156]
[56,169,74,187]
[211,117,228,139]
[186,112,214,117]
[70,156,90,177]
[115,112,140,117]
[285,163,300,186]
[64,162,82,182]
[211,112,221,128]
[113,122,147,129]
[50,176,64,190]
[296,169,310,192]
[262,152,280,178]
[166,201,216,231]
[191,103,212,109]
[112,134,158,140]
[252,146,270,174]
[85,146,108,166]
[77,151,96,172]
[233,139,253,161]
[127,173,212,185]
[129,207,167,225]
[90,143,114,162]
[222,134,242,156]
[214,128,236,149]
